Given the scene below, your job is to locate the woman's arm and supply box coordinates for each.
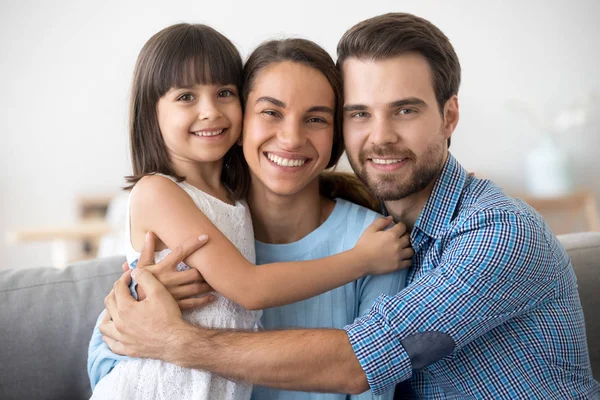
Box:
[131,175,411,310]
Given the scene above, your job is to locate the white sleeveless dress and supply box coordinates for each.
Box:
[91,175,261,400]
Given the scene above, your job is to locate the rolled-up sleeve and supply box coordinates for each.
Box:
[344,210,557,395]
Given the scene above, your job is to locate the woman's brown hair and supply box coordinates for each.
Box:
[241,38,379,211]
[125,23,249,198]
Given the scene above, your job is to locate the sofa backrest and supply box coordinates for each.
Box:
[559,232,600,380]
[0,233,598,400]
[0,256,123,400]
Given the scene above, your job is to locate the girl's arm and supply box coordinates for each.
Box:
[131,175,411,310]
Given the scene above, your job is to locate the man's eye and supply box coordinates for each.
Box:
[218,89,235,98]
[352,112,368,118]
[177,93,195,102]
[397,108,415,115]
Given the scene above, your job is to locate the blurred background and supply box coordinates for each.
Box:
[2,0,599,269]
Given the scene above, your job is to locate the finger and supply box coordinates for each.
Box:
[102,334,127,356]
[398,234,411,248]
[131,267,168,299]
[364,217,394,233]
[104,288,117,319]
[98,317,119,339]
[138,232,156,268]
[100,308,111,324]
[398,259,412,269]
[122,261,129,273]
[177,295,215,311]
[388,222,407,237]
[160,268,203,287]
[400,247,415,260]
[169,282,213,300]
[113,270,136,308]
[161,235,209,268]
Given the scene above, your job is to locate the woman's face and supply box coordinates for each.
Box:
[243,61,335,197]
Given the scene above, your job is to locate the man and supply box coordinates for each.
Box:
[100,13,599,398]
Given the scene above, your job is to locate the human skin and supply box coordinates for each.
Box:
[100,53,450,394]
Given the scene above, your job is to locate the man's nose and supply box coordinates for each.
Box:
[369,117,399,146]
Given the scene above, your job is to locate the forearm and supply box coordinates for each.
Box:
[167,324,369,394]
[247,249,367,309]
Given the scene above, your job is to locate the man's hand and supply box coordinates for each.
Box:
[100,235,209,359]
[126,232,215,310]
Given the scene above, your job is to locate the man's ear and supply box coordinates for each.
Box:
[442,96,459,141]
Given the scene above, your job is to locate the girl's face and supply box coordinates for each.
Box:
[156,83,242,169]
[243,61,335,197]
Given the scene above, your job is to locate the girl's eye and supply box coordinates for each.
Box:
[176,93,195,102]
[218,89,235,98]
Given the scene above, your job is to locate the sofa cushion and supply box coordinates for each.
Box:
[0,256,123,400]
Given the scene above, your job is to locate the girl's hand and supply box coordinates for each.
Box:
[133,232,216,310]
[354,217,414,275]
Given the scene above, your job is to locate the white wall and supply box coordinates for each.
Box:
[2,0,599,269]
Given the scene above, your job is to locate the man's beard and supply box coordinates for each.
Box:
[348,138,445,201]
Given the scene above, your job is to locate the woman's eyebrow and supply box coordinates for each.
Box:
[307,106,334,115]
[256,96,286,108]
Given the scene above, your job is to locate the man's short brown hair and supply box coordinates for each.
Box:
[337,13,461,147]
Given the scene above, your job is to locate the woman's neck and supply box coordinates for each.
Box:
[247,178,335,244]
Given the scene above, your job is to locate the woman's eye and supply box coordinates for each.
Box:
[177,93,195,102]
[307,117,327,124]
[262,110,280,118]
[218,89,235,98]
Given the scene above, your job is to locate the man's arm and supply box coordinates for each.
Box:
[101,266,370,394]
[344,210,559,394]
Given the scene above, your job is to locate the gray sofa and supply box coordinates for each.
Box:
[1,233,599,400]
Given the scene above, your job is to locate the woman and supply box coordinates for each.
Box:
[91,38,407,400]
[240,39,404,400]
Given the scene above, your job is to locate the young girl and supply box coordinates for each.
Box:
[89,23,411,400]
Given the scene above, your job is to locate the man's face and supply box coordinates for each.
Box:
[342,53,457,201]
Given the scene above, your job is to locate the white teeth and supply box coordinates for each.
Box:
[266,153,307,167]
[193,129,224,137]
[372,158,405,165]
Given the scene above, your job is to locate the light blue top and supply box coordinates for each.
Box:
[251,199,405,400]
[87,198,406,399]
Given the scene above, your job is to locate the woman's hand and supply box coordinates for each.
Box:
[353,217,414,275]
[129,232,216,310]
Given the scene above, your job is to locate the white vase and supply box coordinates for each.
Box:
[525,137,573,197]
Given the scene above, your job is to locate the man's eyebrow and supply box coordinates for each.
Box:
[256,96,286,108]
[307,105,334,115]
[343,104,368,112]
[388,97,427,108]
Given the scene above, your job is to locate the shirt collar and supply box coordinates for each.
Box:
[381,153,468,239]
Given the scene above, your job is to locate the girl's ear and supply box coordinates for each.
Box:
[237,134,243,146]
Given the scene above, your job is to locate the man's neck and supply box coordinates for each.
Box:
[247,179,335,244]
[383,182,434,231]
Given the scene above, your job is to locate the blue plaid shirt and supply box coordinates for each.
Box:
[344,154,599,398]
